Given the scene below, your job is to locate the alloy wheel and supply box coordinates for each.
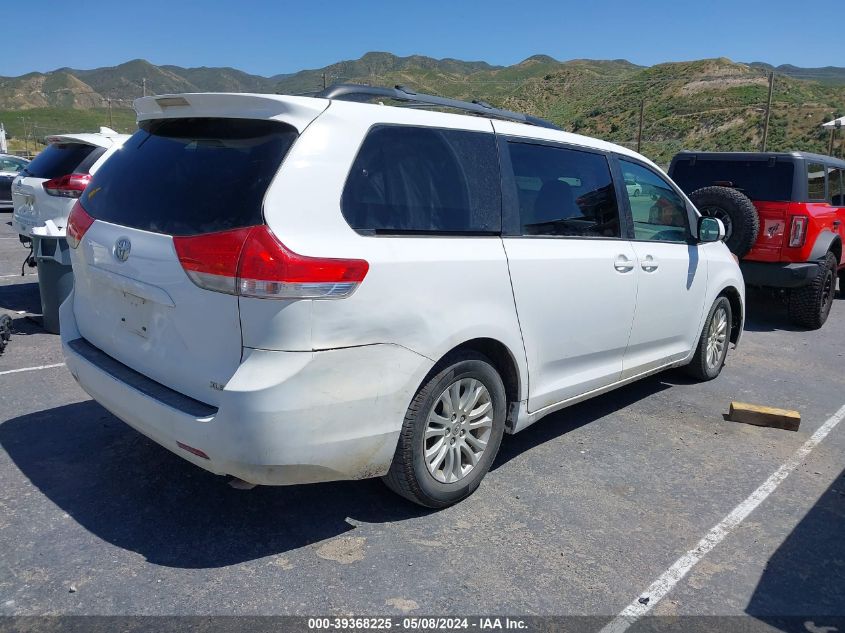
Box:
[423,378,493,484]
[706,306,728,370]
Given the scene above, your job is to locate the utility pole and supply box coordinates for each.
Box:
[636,100,645,153]
[322,72,327,90]
[760,71,774,152]
[23,117,29,157]
[107,96,113,128]
[142,78,146,97]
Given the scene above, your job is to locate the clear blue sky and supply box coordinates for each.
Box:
[3,0,839,77]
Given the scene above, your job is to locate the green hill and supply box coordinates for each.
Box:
[1,53,843,164]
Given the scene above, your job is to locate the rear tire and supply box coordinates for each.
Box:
[689,186,760,258]
[788,252,837,329]
[685,296,732,381]
[383,351,506,508]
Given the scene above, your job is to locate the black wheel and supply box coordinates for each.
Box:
[689,186,760,258]
[685,296,732,381]
[383,351,506,508]
[788,252,837,329]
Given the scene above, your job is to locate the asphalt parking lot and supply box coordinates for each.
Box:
[0,212,843,626]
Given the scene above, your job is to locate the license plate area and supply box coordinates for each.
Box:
[120,291,151,338]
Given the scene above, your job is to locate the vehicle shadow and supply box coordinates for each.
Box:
[745,467,845,630]
[492,372,673,470]
[0,281,41,316]
[742,289,806,333]
[0,372,679,570]
[0,401,430,569]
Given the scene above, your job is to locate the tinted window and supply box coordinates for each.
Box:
[807,163,826,200]
[0,157,27,172]
[342,126,500,234]
[24,143,103,179]
[670,158,794,202]
[83,118,298,236]
[507,142,620,237]
[621,159,690,242]
[828,167,843,206]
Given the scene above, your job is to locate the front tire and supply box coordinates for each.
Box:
[788,252,837,329]
[685,296,732,381]
[383,351,506,508]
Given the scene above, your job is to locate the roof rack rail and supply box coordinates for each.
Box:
[316,83,561,131]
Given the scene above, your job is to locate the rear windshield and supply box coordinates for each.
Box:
[670,158,795,202]
[83,118,298,236]
[24,143,103,179]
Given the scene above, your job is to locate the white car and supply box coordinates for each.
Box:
[625,175,642,197]
[60,88,744,508]
[1,154,30,210]
[12,127,129,251]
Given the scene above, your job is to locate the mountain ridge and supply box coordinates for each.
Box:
[1,52,843,164]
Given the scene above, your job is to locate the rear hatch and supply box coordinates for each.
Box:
[69,113,307,405]
[670,155,796,261]
[13,139,107,237]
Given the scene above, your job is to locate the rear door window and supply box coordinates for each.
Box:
[828,167,843,206]
[807,163,827,201]
[83,118,298,236]
[24,143,104,179]
[341,125,501,234]
[506,141,620,238]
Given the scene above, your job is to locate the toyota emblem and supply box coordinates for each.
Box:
[113,237,131,262]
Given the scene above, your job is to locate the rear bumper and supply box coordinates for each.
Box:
[739,260,819,289]
[60,292,432,485]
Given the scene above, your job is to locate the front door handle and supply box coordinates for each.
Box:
[641,255,659,272]
[614,254,635,273]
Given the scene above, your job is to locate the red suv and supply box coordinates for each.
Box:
[669,152,844,329]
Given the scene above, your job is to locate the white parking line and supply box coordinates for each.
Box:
[0,363,65,376]
[600,403,845,633]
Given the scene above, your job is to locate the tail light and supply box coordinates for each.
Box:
[67,201,95,249]
[173,225,369,299]
[43,173,91,198]
[788,216,808,248]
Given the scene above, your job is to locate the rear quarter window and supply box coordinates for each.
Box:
[82,118,298,236]
[24,143,104,179]
[670,158,794,202]
[341,125,501,234]
[807,163,827,201]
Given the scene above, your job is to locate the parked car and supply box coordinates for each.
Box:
[12,128,131,333]
[12,127,130,240]
[669,151,844,329]
[624,175,642,197]
[0,154,29,210]
[60,87,744,508]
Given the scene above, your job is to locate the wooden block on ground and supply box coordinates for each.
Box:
[727,401,801,431]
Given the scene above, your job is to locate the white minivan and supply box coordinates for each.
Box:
[60,87,744,507]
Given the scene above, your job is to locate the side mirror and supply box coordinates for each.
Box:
[698,216,725,243]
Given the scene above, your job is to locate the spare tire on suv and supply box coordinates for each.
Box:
[689,186,760,258]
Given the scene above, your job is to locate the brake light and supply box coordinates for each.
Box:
[788,216,808,248]
[67,201,95,249]
[43,173,91,198]
[173,225,369,299]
